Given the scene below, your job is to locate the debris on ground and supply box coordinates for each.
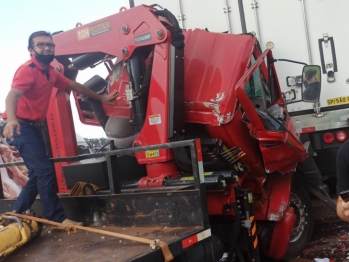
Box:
[294,197,349,262]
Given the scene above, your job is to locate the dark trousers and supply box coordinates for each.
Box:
[4,122,66,222]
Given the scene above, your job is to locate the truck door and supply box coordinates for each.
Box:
[236,48,308,174]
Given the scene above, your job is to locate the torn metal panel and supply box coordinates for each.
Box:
[203,93,226,124]
[268,204,288,221]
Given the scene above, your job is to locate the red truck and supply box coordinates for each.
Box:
[0,4,335,262]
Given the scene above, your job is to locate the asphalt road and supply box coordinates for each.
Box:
[291,197,347,262]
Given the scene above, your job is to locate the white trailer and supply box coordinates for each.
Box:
[130,0,348,182]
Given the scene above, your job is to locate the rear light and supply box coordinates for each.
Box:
[323,133,334,144]
[336,131,347,142]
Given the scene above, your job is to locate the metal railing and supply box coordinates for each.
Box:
[0,139,204,195]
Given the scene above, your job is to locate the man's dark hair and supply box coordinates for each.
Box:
[28,31,52,48]
[305,69,317,81]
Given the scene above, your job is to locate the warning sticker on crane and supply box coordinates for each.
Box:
[149,114,161,125]
[77,21,111,41]
[327,96,349,106]
[180,172,214,181]
[145,150,160,158]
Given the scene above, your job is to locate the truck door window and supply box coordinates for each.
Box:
[268,64,281,105]
[244,57,271,111]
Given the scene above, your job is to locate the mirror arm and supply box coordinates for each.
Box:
[272,59,308,66]
[313,102,325,118]
[285,99,304,104]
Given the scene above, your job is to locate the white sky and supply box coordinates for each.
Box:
[0,0,129,138]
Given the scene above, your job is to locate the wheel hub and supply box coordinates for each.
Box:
[289,192,308,242]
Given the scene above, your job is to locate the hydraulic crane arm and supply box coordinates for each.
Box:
[53,5,170,59]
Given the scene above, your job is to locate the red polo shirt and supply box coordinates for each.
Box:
[3,56,70,123]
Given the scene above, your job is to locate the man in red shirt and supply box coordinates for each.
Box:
[2,31,117,225]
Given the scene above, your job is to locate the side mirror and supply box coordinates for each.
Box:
[302,65,321,103]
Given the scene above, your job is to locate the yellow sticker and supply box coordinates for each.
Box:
[145,150,160,158]
[180,172,213,181]
[248,193,253,203]
[180,176,194,181]
[327,96,349,106]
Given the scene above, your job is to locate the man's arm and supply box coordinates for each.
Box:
[3,89,23,140]
[67,81,117,104]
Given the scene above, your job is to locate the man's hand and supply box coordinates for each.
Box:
[67,81,118,105]
[3,119,21,141]
[341,199,349,218]
[100,90,118,105]
[337,196,349,222]
[4,88,23,141]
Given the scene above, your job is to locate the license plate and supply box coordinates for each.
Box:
[327,96,349,106]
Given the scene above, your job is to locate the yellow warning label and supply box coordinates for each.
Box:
[327,96,349,106]
[248,192,253,203]
[145,150,159,158]
[180,176,194,181]
[180,172,213,181]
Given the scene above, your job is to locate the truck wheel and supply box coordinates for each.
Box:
[282,182,313,260]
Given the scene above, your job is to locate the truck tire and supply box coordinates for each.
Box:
[283,181,313,260]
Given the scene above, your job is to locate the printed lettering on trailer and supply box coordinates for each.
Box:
[327,96,349,106]
[77,21,111,41]
[134,33,152,44]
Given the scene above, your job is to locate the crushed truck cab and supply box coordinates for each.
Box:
[0,4,331,262]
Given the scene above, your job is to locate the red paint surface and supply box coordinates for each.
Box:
[47,88,78,193]
[266,207,296,259]
[302,126,316,133]
[182,234,198,249]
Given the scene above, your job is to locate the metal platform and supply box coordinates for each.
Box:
[0,140,212,262]
[4,225,202,262]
